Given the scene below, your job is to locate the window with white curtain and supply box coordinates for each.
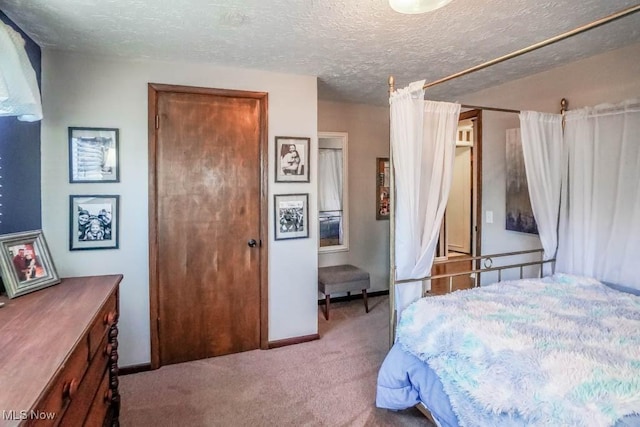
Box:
[318,132,348,252]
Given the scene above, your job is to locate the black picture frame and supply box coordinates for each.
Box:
[68,127,120,183]
[69,195,120,251]
[275,136,310,183]
[274,193,309,240]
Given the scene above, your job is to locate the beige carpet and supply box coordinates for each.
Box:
[120,296,432,426]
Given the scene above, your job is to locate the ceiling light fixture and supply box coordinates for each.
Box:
[389,0,453,14]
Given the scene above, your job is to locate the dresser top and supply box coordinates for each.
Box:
[0,275,122,421]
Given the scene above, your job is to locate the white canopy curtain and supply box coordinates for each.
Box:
[390,80,461,313]
[519,111,564,264]
[557,99,640,289]
[0,21,42,121]
[318,149,343,212]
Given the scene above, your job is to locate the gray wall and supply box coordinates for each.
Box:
[475,111,543,283]
[318,101,390,293]
[42,50,319,367]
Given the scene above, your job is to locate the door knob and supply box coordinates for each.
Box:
[248,239,257,247]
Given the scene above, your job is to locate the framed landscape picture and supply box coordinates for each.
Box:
[505,128,538,235]
[0,230,60,299]
[69,127,119,183]
[275,136,310,183]
[274,193,309,240]
[70,195,120,251]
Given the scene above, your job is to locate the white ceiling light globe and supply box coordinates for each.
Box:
[389,0,453,14]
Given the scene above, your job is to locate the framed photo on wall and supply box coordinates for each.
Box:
[70,195,120,251]
[69,127,120,183]
[376,157,390,220]
[275,136,310,183]
[0,230,60,299]
[274,193,309,240]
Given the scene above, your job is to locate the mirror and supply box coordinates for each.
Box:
[318,132,348,252]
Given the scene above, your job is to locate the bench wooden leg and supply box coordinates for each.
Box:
[362,289,369,313]
[324,294,330,320]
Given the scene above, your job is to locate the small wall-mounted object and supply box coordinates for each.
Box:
[377,157,390,220]
[486,210,494,224]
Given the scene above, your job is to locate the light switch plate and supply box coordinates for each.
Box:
[486,210,494,224]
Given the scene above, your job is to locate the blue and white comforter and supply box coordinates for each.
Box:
[396,274,640,427]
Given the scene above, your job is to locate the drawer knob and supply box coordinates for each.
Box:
[63,378,79,399]
[104,389,113,404]
[103,311,116,325]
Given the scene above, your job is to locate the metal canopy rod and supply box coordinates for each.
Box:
[423,4,640,90]
[389,80,521,113]
[462,104,520,114]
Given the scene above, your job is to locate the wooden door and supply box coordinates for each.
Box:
[149,84,268,367]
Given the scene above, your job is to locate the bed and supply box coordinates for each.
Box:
[376,273,640,427]
[381,7,640,424]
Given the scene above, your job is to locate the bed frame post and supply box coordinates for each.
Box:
[388,75,396,348]
[560,98,569,131]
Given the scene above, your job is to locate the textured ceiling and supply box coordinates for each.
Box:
[1,0,639,105]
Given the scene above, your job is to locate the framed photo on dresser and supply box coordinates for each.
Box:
[0,230,60,298]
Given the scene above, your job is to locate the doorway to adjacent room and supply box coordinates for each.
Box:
[431,110,482,294]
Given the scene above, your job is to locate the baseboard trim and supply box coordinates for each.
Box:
[317,289,389,305]
[268,333,320,349]
[119,363,152,376]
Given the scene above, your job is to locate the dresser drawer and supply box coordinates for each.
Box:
[88,293,117,361]
[27,339,90,426]
[82,370,111,427]
[59,332,110,426]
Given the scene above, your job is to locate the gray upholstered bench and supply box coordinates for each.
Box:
[318,264,370,320]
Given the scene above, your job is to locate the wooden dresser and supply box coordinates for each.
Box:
[0,275,122,427]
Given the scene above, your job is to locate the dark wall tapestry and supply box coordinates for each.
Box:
[0,11,42,235]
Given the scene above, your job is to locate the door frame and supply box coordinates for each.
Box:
[460,109,483,262]
[434,109,482,262]
[147,83,269,369]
